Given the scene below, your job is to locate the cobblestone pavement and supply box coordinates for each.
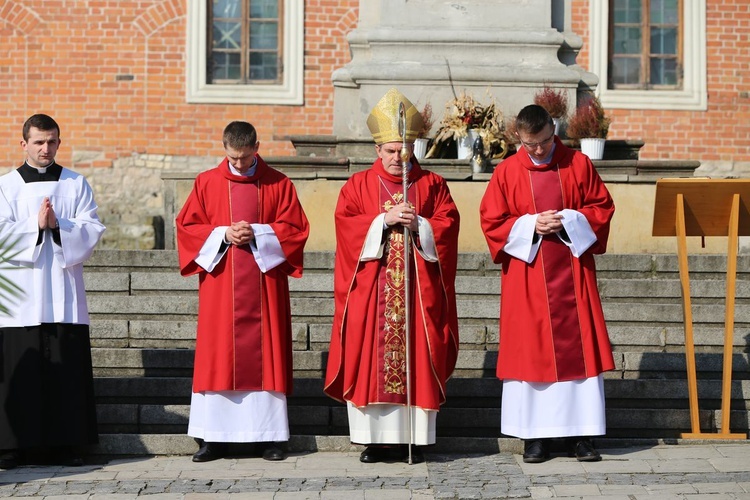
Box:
[1,444,750,499]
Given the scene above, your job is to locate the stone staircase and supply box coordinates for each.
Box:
[83,250,750,455]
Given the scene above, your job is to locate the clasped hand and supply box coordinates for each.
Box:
[535,209,563,236]
[38,197,58,230]
[384,203,418,233]
[225,221,255,246]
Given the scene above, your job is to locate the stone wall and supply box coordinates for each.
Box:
[2,149,746,252]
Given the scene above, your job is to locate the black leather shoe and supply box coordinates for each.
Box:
[261,443,286,461]
[0,449,19,470]
[53,446,84,467]
[399,445,424,464]
[522,439,550,463]
[568,438,601,462]
[192,442,227,462]
[359,445,390,463]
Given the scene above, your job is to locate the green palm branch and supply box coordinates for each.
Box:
[0,234,25,316]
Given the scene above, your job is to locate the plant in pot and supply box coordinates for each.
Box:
[413,103,434,160]
[533,85,568,135]
[427,90,509,164]
[566,93,611,160]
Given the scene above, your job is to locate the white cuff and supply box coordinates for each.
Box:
[194,227,230,272]
[504,214,542,264]
[414,216,438,262]
[557,209,598,258]
[361,214,387,261]
[250,223,286,272]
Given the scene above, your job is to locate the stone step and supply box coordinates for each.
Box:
[86,269,750,300]
[93,376,750,406]
[90,347,750,378]
[94,403,748,437]
[83,250,750,277]
[87,320,750,354]
[85,296,750,325]
[77,250,750,450]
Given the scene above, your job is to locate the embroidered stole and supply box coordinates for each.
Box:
[530,166,587,380]
[228,180,264,388]
[376,176,415,403]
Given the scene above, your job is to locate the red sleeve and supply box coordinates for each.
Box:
[569,152,615,254]
[263,173,309,278]
[175,172,221,277]
[479,162,519,266]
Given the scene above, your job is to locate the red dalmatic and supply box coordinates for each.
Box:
[479,138,615,383]
[176,157,309,394]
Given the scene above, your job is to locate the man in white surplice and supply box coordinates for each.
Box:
[0,114,105,469]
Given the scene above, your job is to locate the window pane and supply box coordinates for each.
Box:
[249,51,278,80]
[650,58,677,85]
[206,0,283,85]
[651,27,677,55]
[250,21,278,50]
[612,56,641,84]
[613,26,642,54]
[613,0,642,24]
[212,52,242,80]
[250,0,278,18]
[213,0,241,19]
[213,21,241,49]
[651,0,679,24]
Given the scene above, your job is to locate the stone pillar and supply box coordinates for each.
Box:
[332,0,598,139]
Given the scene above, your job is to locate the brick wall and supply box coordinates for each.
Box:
[0,0,359,167]
[0,1,359,248]
[571,0,750,168]
[0,1,746,248]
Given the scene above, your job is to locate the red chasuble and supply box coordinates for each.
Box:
[479,139,615,383]
[176,157,309,394]
[324,159,460,410]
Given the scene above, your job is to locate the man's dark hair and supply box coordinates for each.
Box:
[515,105,554,136]
[222,121,258,149]
[23,114,60,141]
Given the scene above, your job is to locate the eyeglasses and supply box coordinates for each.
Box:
[519,131,555,150]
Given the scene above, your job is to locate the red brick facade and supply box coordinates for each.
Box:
[0,0,358,166]
[573,1,749,163]
[0,0,746,167]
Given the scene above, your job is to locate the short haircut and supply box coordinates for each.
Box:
[222,121,258,149]
[23,114,60,141]
[515,105,554,136]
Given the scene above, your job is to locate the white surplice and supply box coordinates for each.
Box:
[501,376,606,439]
[0,165,105,327]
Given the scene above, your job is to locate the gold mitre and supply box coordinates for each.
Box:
[366,88,424,144]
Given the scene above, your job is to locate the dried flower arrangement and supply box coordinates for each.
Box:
[533,85,569,119]
[427,91,509,159]
[417,103,435,139]
[566,93,611,140]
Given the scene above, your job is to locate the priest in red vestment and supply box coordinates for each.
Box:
[479,104,615,464]
[176,121,309,462]
[324,88,460,464]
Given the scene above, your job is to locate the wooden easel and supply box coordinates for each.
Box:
[653,178,750,439]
